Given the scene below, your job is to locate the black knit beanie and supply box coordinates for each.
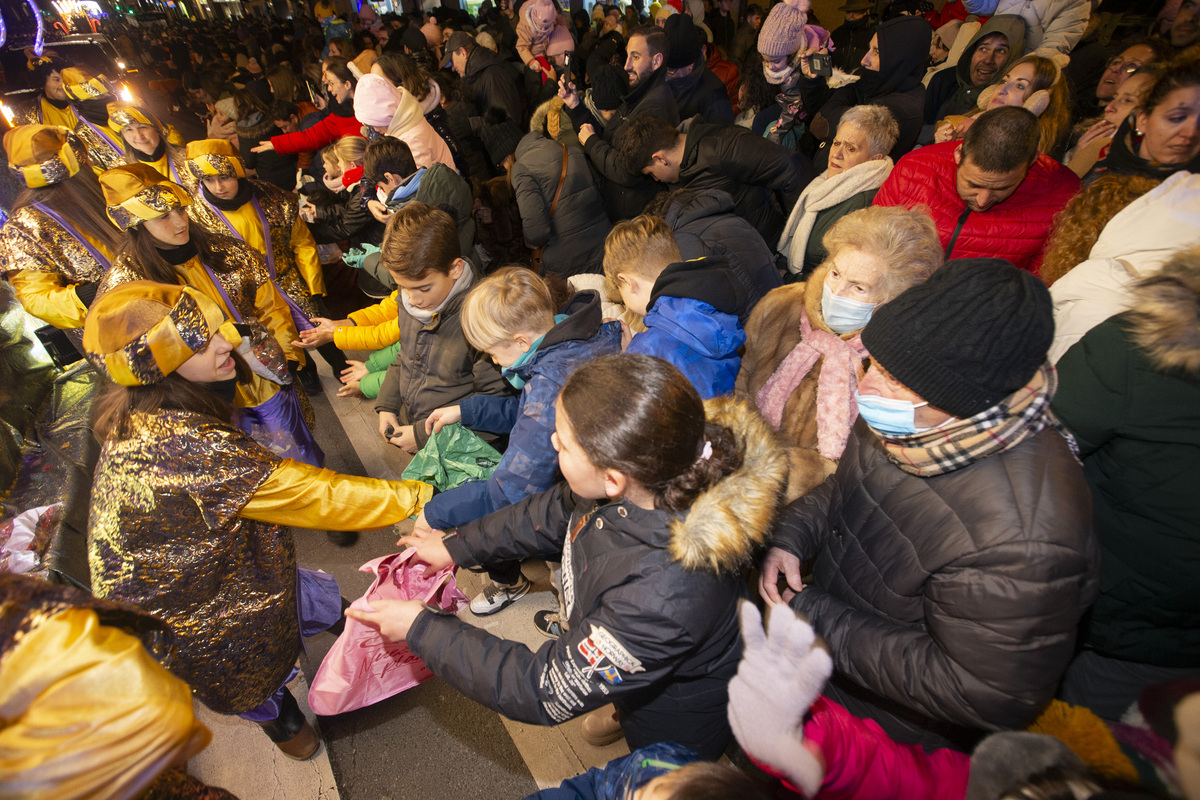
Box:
[664,15,701,70]
[590,64,627,111]
[860,258,1053,418]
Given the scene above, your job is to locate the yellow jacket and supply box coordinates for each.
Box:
[336,291,402,352]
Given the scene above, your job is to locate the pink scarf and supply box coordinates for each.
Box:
[756,308,868,461]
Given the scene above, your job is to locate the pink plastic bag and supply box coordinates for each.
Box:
[308,549,467,715]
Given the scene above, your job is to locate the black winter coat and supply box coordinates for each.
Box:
[661,188,781,316]
[801,15,931,173]
[773,421,1099,750]
[567,67,680,222]
[407,396,789,760]
[1052,315,1200,667]
[668,61,735,125]
[510,131,610,276]
[676,118,813,245]
[463,44,524,126]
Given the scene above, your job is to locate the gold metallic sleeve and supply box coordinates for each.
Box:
[8,270,88,329]
[240,458,434,530]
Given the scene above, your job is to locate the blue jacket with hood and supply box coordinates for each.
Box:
[423,290,622,530]
[626,256,748,399]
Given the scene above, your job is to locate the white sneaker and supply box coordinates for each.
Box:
[469,576,532,616]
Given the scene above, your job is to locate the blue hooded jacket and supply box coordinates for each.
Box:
[423,291,622,530]
[626,256,748,399]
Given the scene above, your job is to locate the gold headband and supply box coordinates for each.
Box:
[108,104,160,132]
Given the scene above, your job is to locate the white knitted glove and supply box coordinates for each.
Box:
[727,601,832,797]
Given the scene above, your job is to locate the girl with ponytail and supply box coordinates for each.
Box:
[348,353,789,760]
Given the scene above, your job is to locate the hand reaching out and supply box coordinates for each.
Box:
[759,547,805,604]
[344,598,425,642]
[425,405,462,435]
[337,360,368,397]
[397,518,454,570]
[727,601,831,798]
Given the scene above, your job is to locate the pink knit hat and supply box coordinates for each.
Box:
[353,73,399,129]
[757,0,811,60]
[546,24,575,57]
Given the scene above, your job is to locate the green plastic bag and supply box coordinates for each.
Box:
[400,423,502,492]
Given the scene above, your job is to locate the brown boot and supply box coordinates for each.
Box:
[580,704,623,747]
[258,687,322,761]
[273,719,321,761]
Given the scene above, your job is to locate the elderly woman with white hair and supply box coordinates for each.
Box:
[776,104,899,278]
[738,205,944,500]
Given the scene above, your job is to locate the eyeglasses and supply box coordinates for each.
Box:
[1105,57,1144,75]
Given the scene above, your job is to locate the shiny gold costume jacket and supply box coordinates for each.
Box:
[190,180,325,318]
[0,574,213,798]
[87,409,432,713]
[100,236,308,407]
[0,204,115,329]
[11,95,78,129]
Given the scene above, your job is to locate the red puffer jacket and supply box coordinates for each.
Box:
[268,111,364,155]
[872,141,1080,275]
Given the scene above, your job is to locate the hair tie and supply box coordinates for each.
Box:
[698,439,713,462]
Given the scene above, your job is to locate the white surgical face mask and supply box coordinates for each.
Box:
[821,283,878,334]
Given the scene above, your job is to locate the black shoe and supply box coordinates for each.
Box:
[297,365,323,395]
[326,530,358,547]
[326,596,352,637]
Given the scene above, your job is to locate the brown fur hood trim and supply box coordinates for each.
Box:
[668,395,789,573]
[1129,246,1200,375]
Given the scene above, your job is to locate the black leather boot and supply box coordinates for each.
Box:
[258,687,320,760]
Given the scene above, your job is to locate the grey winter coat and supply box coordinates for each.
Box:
[511,131,610,276]
[772,421,1099,750]
[373,277,510,448]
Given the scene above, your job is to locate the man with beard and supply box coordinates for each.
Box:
[561,25,680,221]
[924,16,1026,125]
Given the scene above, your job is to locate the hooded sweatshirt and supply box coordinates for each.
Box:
[627,256,749,399]
[803,15,932,172]
[386,86,459,173]
[1049,171,1200,362]
[925,14,1027,123]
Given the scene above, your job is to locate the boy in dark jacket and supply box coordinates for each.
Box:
[374,202,510,452]
[604,216,748,399]
[416,267,622,616]
[617,113,813,245]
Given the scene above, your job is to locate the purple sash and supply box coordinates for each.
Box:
[32,202,112,270]
[235,386,325,467]
[208,195,314,333]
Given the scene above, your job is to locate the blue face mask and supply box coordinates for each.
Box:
[821,283,878,335]
[854,391,931,437]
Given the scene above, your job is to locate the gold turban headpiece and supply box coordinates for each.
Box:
[83,281,243,386]
[184,138,246,181]
[3,125,83,188]
[99,163,192,232]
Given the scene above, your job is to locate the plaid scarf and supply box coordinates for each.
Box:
[874,364,1078,477]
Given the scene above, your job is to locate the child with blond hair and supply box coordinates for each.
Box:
[603,216,749,399]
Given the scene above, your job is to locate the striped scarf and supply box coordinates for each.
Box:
[873,364,1078,477]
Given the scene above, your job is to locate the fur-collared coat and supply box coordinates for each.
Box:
[1052,288,1200,666]
[736,263,864,501]
[407,395,787,759]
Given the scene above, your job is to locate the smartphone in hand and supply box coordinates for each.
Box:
[810,53,833,78]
